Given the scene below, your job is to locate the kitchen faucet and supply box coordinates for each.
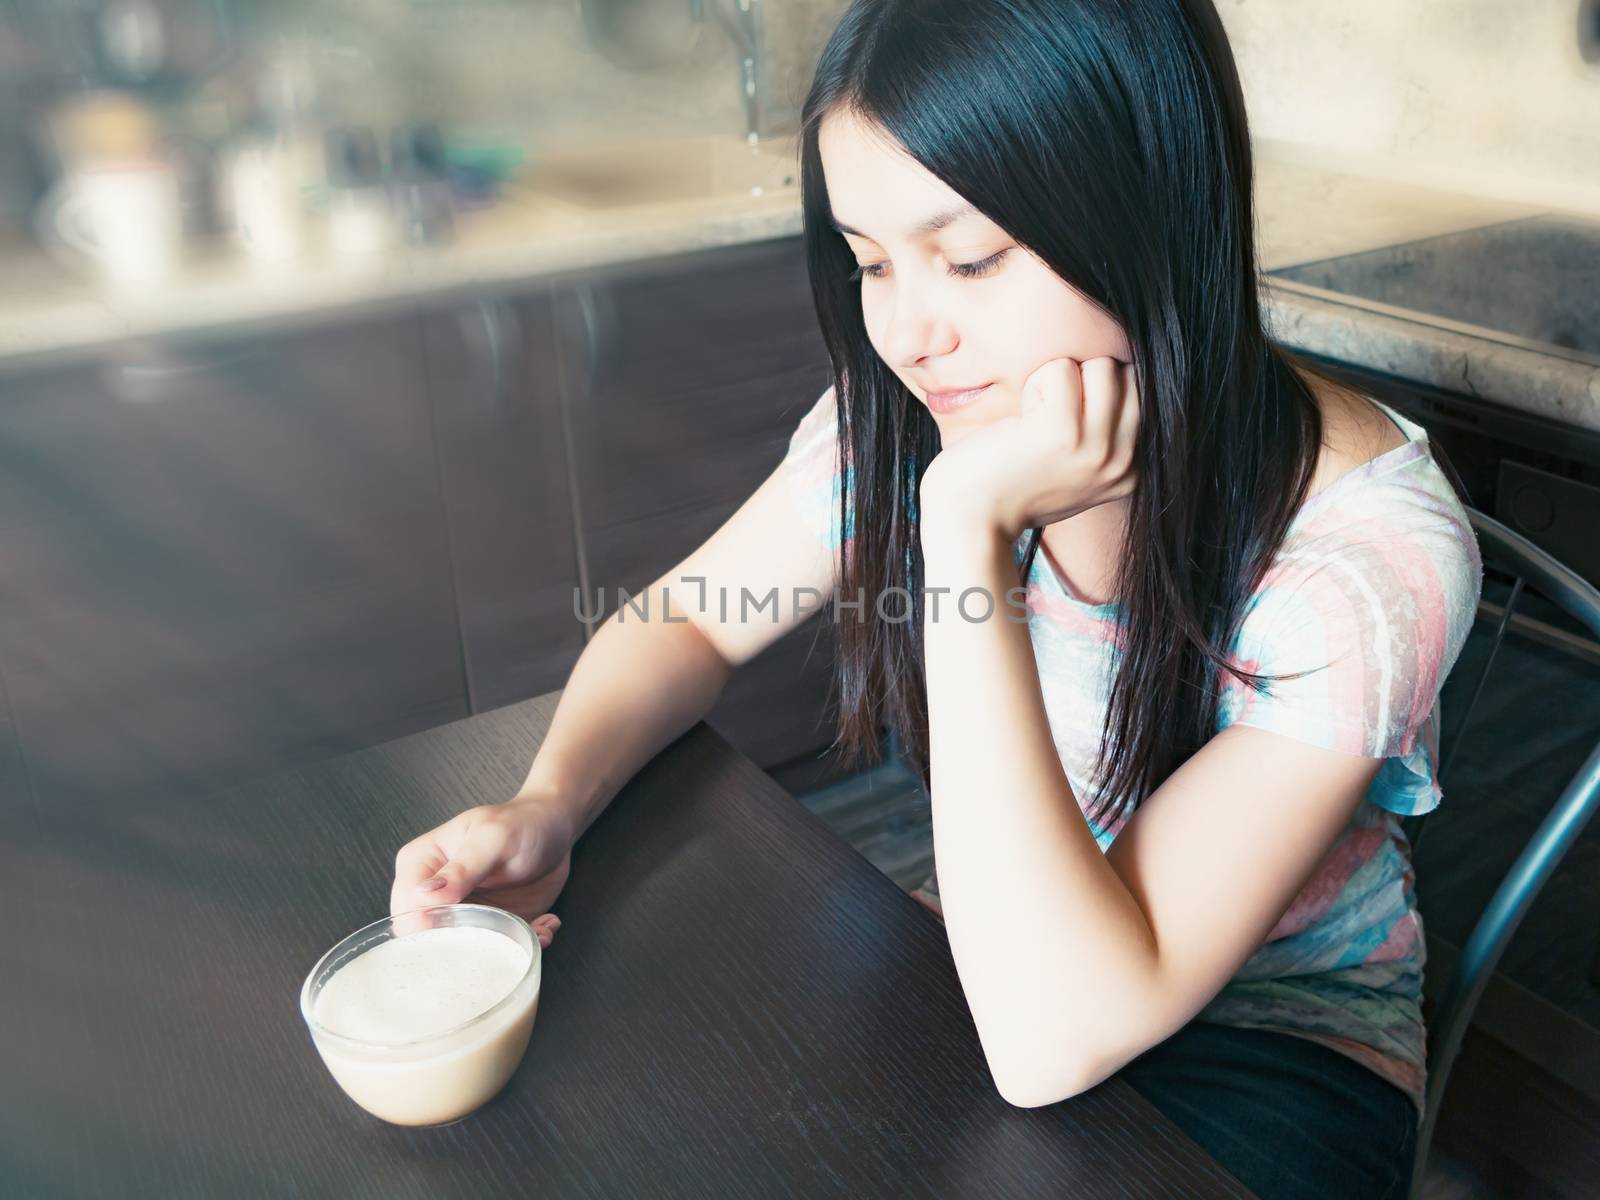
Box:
[690,0,763,144]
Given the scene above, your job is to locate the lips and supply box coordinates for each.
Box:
[923,383,992,414]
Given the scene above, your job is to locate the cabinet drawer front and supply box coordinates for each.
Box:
[0,315,467,803]
[559,238,837,769]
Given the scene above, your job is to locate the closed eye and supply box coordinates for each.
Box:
[847,248,1010,284]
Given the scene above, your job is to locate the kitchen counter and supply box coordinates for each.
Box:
[1252,153,1598,435]
[3,141,1595,433]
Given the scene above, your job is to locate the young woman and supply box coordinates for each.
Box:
[390,1,1481,1195]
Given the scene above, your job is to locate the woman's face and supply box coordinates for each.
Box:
[818,109,1131,445]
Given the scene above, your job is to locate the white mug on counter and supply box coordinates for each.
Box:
[34,157,184,288]
[222,136,314,268]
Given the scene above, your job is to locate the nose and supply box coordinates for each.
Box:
[876,281,959,373]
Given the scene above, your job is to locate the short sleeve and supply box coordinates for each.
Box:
[779,384,850,554]
[1216,476,1483,816]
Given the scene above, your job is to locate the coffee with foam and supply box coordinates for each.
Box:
[305,917,541,1125]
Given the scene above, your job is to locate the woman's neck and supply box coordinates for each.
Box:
[1034,373,1405,608]
[1038,498,1129,606]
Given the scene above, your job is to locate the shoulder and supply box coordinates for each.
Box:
[783,382,842,471]
[1301,404,1475,569]
[1228,403,1483,745]
[1274,378,1480,597]
[1303,378,1410,501]
[1255,456,1481,648]
[784,383,839,464]
[780,383,847,549]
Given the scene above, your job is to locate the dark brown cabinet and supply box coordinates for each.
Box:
[0,236,847,810]
[553,237,841,775]
[0,712,26,833]
[422,292,586,714]
[0,314,467,807]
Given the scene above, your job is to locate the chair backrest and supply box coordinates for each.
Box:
[1406,508,1600,1199]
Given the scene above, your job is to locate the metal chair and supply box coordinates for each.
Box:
[1403,509,1600,1199]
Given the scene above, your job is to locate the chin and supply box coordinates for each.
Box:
[930,410,992,448]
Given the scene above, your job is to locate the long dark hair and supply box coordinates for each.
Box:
[800,0,1343,824]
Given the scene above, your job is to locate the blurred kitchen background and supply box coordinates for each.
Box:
[1,3,1599,1197]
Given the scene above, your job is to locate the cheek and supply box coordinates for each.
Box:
[862,313,886,359]
[1048,293,1132,362]
[1081,305,1133,362]
[1009,259,1132,362]
[860,294,891,359]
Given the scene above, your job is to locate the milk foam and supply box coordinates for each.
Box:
[314,925,531,1044]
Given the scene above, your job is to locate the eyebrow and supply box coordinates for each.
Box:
[829,202,981,241]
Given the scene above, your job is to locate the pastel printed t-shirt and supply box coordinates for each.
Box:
[779,385,1483,1115]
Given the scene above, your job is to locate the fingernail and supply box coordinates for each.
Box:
[419,876,447,892]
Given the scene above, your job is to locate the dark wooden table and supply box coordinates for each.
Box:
[1,692,1252,1198]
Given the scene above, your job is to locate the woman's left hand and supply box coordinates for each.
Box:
[918,355,1139,541]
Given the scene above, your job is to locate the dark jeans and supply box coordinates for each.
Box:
[1119,1020,1417,1200]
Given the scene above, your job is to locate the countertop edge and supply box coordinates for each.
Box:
[0,201,808,374]
[6,196,1598,442]
[1263,281,1600,434]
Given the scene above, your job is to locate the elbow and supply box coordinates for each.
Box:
[994,1077,1078,1111]
[969,983,1169,1109]
[988,1051,1117,1110]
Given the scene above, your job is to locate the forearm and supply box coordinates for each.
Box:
[920,522,1162,1102]
[516,602,733,839]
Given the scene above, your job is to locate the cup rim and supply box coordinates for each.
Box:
[299,903,540,1053]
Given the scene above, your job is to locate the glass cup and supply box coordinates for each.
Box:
[299,903,542,1126]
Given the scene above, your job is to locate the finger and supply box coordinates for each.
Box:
[392,831,451,916]
[1115,362,1140,459]
[1079,357,1122,456]
[1057,358,1085,447]
[1120,366,1145,441]
[1023,357,1082,442]
[530,913,562,949]
[428,817,511,906]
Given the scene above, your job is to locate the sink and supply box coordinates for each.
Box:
[515,133,801,212]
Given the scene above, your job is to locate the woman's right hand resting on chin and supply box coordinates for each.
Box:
[390,787,575,950]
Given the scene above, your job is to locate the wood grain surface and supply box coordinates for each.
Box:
[0,692,1251,1198]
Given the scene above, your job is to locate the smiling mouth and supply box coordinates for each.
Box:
[923,383,992,414]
